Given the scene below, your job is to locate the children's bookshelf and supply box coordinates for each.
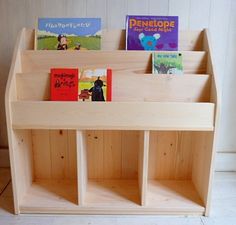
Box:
[5,28,220,216]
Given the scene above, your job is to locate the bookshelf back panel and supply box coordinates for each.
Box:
[16,72,211,102]
[85,130,140,179]
[148,131,194,180]
[31,129,77,180]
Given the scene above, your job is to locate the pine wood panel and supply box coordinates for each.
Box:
[21,50,207,75]
[85,131,140,179]
[32,130,51,179]
[148,131,193,180]
[31,130,77,180]
[16,72,211,103]
[11,101,215,131]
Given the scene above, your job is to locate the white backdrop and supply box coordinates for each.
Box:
[0,0,235,169]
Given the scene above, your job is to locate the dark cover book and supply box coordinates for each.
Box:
[126,15,178,51]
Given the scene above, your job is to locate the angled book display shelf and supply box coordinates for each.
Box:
[5,28,220,216]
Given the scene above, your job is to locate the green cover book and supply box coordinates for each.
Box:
[152,52,183,74]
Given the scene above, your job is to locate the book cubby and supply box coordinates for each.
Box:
[5,28,220,215]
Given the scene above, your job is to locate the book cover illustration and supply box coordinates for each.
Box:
[78,68,112,101]
[36,18,101,50]
[152,52,183,75]
[50,68,78,101]
[126,15,178,51]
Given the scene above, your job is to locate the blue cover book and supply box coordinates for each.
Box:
[36,18,101,50]
[126,15,178,51]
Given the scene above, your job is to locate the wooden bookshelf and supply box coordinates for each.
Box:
[5,28,220,216]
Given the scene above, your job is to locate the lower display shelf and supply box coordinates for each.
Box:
[19,179,205,215]
[147,180,205,214]
[84,179,140,207]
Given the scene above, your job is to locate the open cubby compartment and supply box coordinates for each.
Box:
[77,130,147,208]
[6,28,219,215]
[146,130,214,215]
[12,129,78,213]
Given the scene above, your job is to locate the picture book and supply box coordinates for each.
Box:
[152,52,183,75]
[36,18,101,50]
[50,68,78,101]
[78,68,112,102]
[126,15,178,51]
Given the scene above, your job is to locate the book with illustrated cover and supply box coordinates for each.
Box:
[50,68,78,101]
[36,18,101,50]
[126,15,178,51]
[152,52,183,74]
[78,68,112,101]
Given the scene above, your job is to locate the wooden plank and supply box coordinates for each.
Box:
[66,130,77,179]
[86,131,104,179]
[138,131,149,206]
[32,130,51,179]
[21,50,207,74]
[19,180,204,215]
[149,131,178,179]
[149,131,193,179]
[16,72,211,103]
[85,180,140,206]
[11,101,215,131]
[121,131,139,178]
[77,130,87,205]
[201,29,220,216]
[13,130,33,204]
[191,131,214,215]
[175,132,194,179]
[50,130,68,179]
[5,28,30,214]
[147,180,204,213]
[103,131,122,179]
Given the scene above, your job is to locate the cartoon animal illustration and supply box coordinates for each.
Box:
[57,34,68,50]
[154,63,175,74]
[89,77,105,101]
[139,33,160,50]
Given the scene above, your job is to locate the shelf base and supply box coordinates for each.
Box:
[147,180,205,213]
[84,179,140,207]
[19,179,205,215]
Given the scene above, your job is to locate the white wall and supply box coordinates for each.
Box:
[0,0,235,169]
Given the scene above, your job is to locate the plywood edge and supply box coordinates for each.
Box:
[19,207,204,215]
[5,28,28,215]
[200,29,221,216]
[139,131,149,206]
[76,130,88,206]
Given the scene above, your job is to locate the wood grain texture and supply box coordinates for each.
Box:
[11,100,215,131]
[148,131,193,180]
[21,50,207,74]
[16,72,211,103]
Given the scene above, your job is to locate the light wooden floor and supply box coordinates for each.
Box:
[0,168,236,225]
